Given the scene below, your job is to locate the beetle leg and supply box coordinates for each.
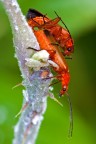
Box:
[42,17,61,29]
[48,59,59,69]
[55,26,62,40]
[27,47,40,51]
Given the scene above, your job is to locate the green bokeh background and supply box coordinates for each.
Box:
[0,0,96,144]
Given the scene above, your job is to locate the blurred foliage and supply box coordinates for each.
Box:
[0,0,96,144]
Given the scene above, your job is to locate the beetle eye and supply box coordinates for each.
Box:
[67,47,71,51]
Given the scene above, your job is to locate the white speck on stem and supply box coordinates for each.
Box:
[14,123,19,133]
[32,115,43,125]
[49,86,54,91]
[22,90,29,102]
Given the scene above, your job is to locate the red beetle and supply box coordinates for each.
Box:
[27,10,73,136]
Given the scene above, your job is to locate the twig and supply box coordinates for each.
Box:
[1,0,51,144]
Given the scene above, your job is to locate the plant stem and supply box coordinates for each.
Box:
[1,0,51,144]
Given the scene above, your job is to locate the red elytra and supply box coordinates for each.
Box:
[26,9,74,56]
[34,29,70,96]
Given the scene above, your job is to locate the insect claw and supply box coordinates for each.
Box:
[65,56,72,60]
[59,93,62,98]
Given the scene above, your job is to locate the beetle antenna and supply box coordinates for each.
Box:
[54,11,72,36]
[66,92,73,137]
[42,13,47,24]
